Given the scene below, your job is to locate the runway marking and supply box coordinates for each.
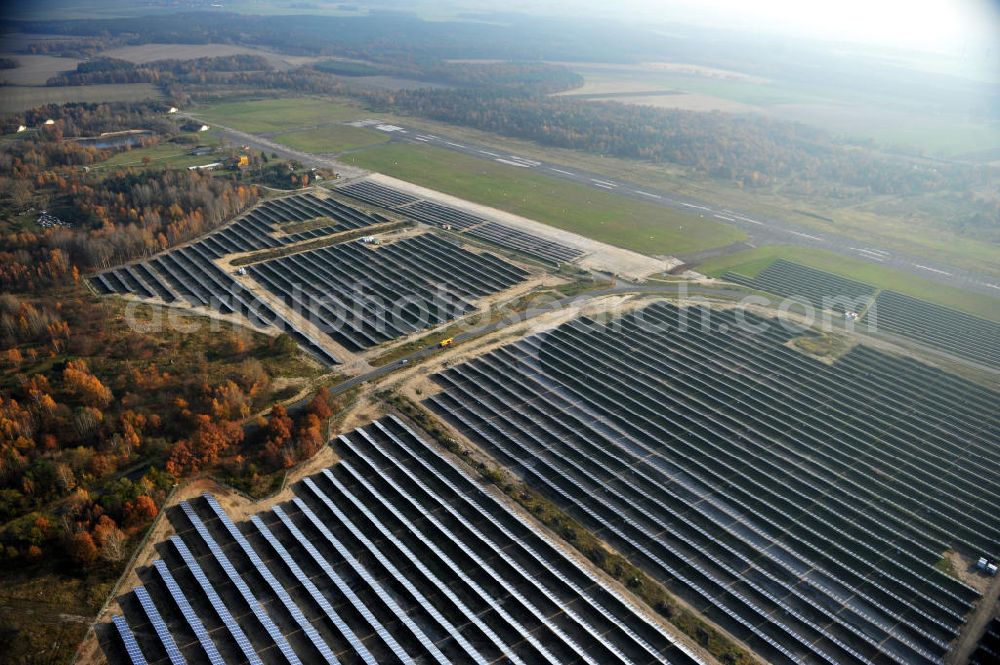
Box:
[509,156,541,166]
[985,283,1000,290]
[494,158,531,168]
[591,179,618,188]
[478,150,500,157]
[735,216,764,225]
[913,264,952,276]
[549,168,576,176]
[789,231,824,241]
[633,190,662,199]
[713,214,736,221]
[854,250,885,261]
[445,142,466,148]
[593,182,615,189]
[414,137,429,142]
[680,202,710,210]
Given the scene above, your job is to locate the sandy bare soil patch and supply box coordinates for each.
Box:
[364,174,673,280]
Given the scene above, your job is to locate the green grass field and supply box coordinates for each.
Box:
[696,245,1000,321]
[273,124,388,154]
[194,97,367,134]
[93,137,223,170]
[345,143,745,254]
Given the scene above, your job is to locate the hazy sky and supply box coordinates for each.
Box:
[542,0,1000,54]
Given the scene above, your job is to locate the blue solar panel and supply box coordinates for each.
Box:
[170,536,263,665]
[134,585,186,665]
[271,505,415,664]
[180,501,303,665]
[113,615,148,665]
[201,493,338,665]
[154,560,226,665]
[320,468,525,664]
[377,416,697,663]
[250,513,379,665]
[303,479,470,664]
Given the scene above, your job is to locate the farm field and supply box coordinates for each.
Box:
[100,416,695,665]
[194,97,368,134]
[0,54,81,85]
[0,83,161,114]
[428,301,1000,665]
[90,193,392,366]
[698,245,1000,320]
[345,143,745,254]
[97,42,323,70]
[273,124,389,154]
[560,65,1000,157]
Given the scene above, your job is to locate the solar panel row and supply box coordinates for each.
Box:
[336,179,586,265]
[109,418,698,665]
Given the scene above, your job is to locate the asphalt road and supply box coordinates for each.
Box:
[380,125,1000,297]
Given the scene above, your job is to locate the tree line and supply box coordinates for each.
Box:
[46,54,272,86]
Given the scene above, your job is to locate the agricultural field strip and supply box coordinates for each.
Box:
[723,260,876,313]
[336,180,585,265]
[246,233,528,352]
[427,303,997,664]
[88,194,391,365]
[721,260,1000,367]
[110,418,692,664]
[862,290,1000,367]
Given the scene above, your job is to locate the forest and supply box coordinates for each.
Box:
[45,54,272,86]
[0,100,338,593]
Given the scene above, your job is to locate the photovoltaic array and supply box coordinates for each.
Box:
[337,179,585,265]
[246,233,528,352]
[427,301,1000,665]
[106,416,698,664]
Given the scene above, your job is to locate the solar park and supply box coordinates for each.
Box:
[88,192,533,363]
[246,233,528,352]
[722,259,1000,367]
[426,301,1000,665]
[337,180,586,265]
[104,416,699,665]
